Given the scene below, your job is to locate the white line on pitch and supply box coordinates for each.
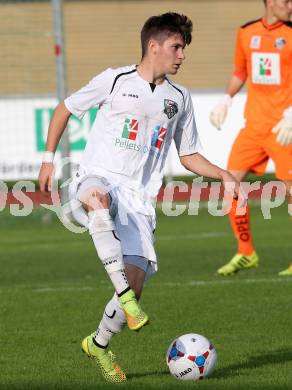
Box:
[160,278,292,287]
[0,231,228,250]
[0,277,291,294]
[34,286,94,292]
[33,277,292,292]
[157,232,227,240]
[2,230,291,249]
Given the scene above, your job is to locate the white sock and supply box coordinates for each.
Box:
[91,230,129,295]
[88,210,129,295]
[108,269,129,296]
[94,294,126,347]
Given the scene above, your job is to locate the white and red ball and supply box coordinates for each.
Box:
[166,333,217,381]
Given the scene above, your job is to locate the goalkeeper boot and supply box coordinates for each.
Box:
[278,263,292,276]
[217,251,259,276]
[118,288,149,331]
[82,333,126,383]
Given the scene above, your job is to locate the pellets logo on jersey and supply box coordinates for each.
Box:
[151,125,167,150]
[252,52,280,85]
[259,57,272,76]
[164,99,178,119]
[122,118,139,140]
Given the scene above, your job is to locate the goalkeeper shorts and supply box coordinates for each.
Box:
[227,126,292,180]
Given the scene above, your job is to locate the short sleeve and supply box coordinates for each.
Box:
[233,29,247,82]
[64,68,114,119]
[174,91,201,156]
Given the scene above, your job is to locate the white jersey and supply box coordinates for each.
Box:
[65,65,200,198]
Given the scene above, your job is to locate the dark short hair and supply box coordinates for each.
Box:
[141,12,193,57]
[263,0,267,5]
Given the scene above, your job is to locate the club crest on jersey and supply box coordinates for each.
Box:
[274,37,286,49]
[250,35,261,49]
[122,118,139,140]
[151,125,167,150]
[164,99,178,119]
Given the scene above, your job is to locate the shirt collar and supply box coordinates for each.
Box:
[261,18,283,30]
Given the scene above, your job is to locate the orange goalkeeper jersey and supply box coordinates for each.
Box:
[233,18,292,132]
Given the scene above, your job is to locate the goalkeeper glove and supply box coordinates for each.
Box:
[272,106,292,146]
[209,94,232,130]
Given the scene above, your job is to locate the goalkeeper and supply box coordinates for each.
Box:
[210,0,292,276]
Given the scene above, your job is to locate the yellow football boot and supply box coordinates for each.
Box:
[217,251,259,276]
[82,333,126,383]
[118,289,149,331]
[278,263,292,276]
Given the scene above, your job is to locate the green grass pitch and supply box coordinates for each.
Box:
[0,202,292,390]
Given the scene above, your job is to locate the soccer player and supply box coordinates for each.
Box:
[39,13,243,383]
[210,0,292,276]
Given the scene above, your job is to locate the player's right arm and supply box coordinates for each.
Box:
[38,67,116,193]
[38,101,71,192]
[225,75,245,98]
[210,28,247,130]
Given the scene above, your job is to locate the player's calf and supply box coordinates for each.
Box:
[88,207,130,295]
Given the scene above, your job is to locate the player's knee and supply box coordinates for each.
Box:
[80,186,110,212]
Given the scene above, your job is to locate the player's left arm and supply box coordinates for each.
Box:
[180,153,245,203]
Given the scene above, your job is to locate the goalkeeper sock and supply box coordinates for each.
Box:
[94,294,126,347]
[229,198,254,255]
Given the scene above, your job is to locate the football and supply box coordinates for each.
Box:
[166,333,217,381]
